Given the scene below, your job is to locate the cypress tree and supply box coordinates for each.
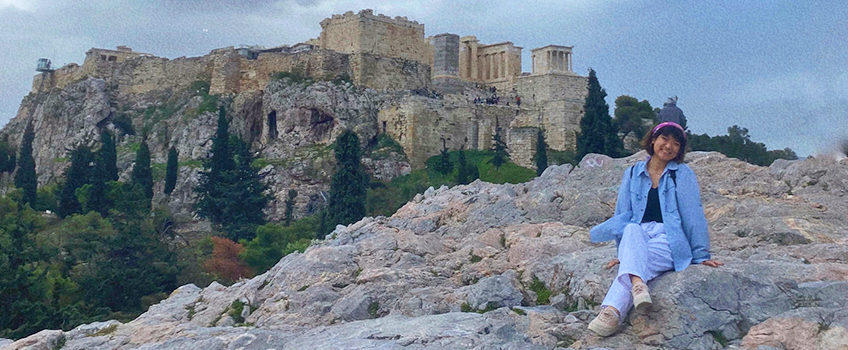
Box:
[456,144,478,185]
[219,138,268,241]
[324,130,367,236]
[576,69,623,160]
[58,146,93,218]
[435,139,453,175]
[100,130,118,182]
[534,128,548,176]
[196,107,232,227]
[195,107,269,241]
[489,126,510,169]
[131,140,153,202]
[284,189,297,227]
[210,106,234,177]
[164,146,178,195]
[14,122,37,206]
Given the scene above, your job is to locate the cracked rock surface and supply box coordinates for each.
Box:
[3,151,848,350]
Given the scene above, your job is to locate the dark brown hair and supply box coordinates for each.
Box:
[641,125,687,163]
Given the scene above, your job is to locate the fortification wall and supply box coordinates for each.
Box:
[319,9,429,65]
[350,53,430,92]
[515,73,588,150]
[31,47,211,96]
[209,48,352,94]
[379,98,518,168]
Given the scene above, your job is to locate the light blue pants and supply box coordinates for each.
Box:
[601,222,675,323]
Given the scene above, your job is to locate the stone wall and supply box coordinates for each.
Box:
[379,97,519,168]
[431,33,459,78]
[349,53,431,92]
[507,127,539,169]
[515,73,588,151]
[209,48,352,94]
[319,9,429,65]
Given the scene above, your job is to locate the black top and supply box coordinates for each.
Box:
[641,187,664,223]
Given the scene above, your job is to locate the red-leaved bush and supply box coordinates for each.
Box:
[204,236,255,284]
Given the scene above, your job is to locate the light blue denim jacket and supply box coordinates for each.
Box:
[589,159,711,271]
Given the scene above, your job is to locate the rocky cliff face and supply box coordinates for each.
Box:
[4,152,847,350]
[0,75,411,226]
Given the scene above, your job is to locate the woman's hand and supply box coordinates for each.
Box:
[701,259,724,268]
[606,258,620,269]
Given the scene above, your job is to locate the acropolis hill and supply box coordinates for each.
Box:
[25,9,587,167]
[2,9,588,221]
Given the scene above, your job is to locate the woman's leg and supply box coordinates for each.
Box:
[600,222,674,323]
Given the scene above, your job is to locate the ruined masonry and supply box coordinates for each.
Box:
[27,9,587,170]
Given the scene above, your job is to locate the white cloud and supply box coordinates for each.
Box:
[0,0,36,11]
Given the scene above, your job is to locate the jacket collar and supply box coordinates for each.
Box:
[637,157,680,177]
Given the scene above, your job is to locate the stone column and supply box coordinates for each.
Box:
[489,54,494,81]
[471,44,479,80]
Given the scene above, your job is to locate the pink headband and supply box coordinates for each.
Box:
[652,122,685,137]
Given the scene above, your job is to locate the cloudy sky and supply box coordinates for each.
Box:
[1,0,845,156]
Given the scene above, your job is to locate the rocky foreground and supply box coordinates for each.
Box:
[3,151,848,350]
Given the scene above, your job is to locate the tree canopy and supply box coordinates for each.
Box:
[576,69,623,160]
[323,130,368,237]
[14,122,37,206]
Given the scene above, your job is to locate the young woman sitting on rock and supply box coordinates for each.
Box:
[587,122,723,337]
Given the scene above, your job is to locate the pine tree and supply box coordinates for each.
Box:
[58,146,93,218]
[576,69,623,160]
[489,126,510,169]
[14,122,37,206]
[164,147,178,195]
[284,189,297,227]
[435,139,453,175]
[324,130,367,236]
[131,139,153,203]
[534,128,548,176]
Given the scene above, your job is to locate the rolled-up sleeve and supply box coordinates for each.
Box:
[590,167,633,243]
[676,166,711,263]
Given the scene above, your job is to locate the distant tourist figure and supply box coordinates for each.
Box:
[657,96,686,128]
[516,96,521,107]
[587,122,722,337]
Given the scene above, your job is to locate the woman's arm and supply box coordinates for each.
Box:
[590,166,635,243]
[676,165,711,263]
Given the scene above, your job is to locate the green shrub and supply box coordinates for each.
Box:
[528,276,552,305]
[239,216,318,273]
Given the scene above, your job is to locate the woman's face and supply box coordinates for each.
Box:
[653,134,681,162]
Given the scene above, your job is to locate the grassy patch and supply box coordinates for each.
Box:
[179,160,203,169]
[152,162,166,181]
[229,300,245,324]
[461,301,499,314]
[548,149,578,167]
[117,142,141,156]
[88,324,118,337]
[512,308,526,316]
[368,301,380,319]
[528,276,552,305]
[298,285,310,292]
[709,330,728,347]
[252,157,288,169]
[469,250,482,263]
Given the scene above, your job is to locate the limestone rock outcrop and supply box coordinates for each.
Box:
[4,151,847,350]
